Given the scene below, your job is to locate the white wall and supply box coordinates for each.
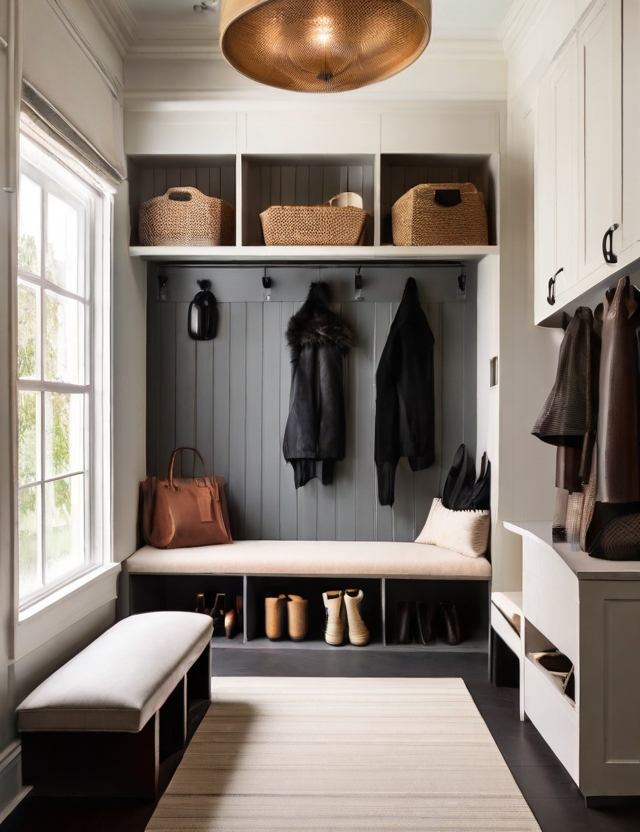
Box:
[0,0,146,820]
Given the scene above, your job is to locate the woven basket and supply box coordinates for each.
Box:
[138,187,235,246]
[392,183,488,246]
[260,205,371,246]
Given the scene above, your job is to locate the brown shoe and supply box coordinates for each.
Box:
[440,601,463,645]
[225,608,237,639]
[416,601,435,645]
[265,595,287,640]
[397,601,412,644]
[287,595,308,641]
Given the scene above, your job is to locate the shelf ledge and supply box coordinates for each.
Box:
[129,245,499,263]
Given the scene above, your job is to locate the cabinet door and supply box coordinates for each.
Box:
[534,35,579,322]
[578,0,622,282]
[622,0,640,255]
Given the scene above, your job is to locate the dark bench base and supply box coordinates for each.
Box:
[20,642,211,799]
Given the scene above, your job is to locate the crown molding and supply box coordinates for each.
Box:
[85,0,137,58]
[45,0,124,99]
[498,0,551,56]
[126,32,505,62]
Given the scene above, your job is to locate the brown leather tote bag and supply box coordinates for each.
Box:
[140,447,233,548]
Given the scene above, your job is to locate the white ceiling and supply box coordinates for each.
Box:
[126,0,519,40]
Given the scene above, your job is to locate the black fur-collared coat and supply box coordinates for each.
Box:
[375,277,435,506]
[283,283,352,488]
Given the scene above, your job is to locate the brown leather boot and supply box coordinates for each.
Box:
[440,601,462,645]
[287,595,308,641]
[265,595,287,640]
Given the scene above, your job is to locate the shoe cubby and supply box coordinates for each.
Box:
[245,576,383,648]
[241,154,376,246]
[128,574,244,639]
[379,153,499,246]
[384,579,490,651]
[127,154,237,246]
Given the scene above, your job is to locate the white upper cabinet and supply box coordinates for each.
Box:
[577,0,622,284]
[534,35,580,322]
[621,0,640,258]
[535,0,624,323]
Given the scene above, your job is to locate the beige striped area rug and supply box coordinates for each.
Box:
[147,677,540,831]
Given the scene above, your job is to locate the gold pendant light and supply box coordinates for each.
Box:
[220,0,432,93]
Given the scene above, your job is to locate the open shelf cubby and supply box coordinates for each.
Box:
[380,153,499,246]
[127,154,237,246]
[241,154,376,247]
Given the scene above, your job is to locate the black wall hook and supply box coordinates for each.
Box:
[355,266,364,300]
[262,268,272,301]
[197,279,211,291]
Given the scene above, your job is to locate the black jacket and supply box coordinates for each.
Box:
[375,277,435,506]
[283,283,352,488]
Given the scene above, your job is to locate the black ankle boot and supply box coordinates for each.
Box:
[210,593,226,636]
[416,601,435,645]
[440,601,462,645]
[397,601,413,644]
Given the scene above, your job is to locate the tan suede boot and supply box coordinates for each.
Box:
[323,590,345,645]
[287,595,308,641]
[265,595,287,640]
[344,588,370,646]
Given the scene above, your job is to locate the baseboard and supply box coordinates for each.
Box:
[0,741,30,825]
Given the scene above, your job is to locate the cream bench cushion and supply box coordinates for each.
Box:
[126,539,491,579]
[17,611,213,733]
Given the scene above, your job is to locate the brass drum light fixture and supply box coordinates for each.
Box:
[219,0,432,93]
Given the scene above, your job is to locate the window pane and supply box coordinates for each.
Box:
[19,486,41,598]
[18,391,40,484]
[18,175,41,276]
[17,281,39,379]
[46,193,81,295]
[45,475,85,584]
[45,392,84,478]
[45,292,85,384]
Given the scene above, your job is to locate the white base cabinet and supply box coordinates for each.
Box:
[506,521,640,802]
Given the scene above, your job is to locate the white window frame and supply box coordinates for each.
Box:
[16,132,113,616]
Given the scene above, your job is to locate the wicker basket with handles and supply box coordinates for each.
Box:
[138,187,235,246]
[260,205,371,246]
[392,182,488,246]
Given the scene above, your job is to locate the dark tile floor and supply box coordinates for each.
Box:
[3,647,640,832]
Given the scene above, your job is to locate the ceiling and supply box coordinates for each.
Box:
[126,0,519,40]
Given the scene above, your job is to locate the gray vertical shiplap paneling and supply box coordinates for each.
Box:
[212,303,231,485]
[228,304,248,539]
[354,303,376,541]
[336,303,357,541]
[244,303,263,539]
[195,339,214,474]
[155,302,176,478]
[146,272,476,542]
[174,304,196,452]
[261,303,281,539]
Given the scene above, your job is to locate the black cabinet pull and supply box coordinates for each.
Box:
[602,223,620,264]
[547,268,563,306]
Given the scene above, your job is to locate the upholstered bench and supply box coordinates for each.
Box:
[124,540,491,648]
[17,611,212,797]
[126,539,492,579]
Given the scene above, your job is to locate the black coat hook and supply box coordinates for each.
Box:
[355,266,364,301]
[262,267,272,301]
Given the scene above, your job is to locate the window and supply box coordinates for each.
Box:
[17,135,111,606]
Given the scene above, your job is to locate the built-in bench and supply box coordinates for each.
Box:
[17,611,212,797]
[124,540,491,650]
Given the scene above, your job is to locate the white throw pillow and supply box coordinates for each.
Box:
[415,498,490,558]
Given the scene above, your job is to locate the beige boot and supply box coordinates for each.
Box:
[265,595,287,640]
[344,589,370,646]
[287,595,308,641]
[323,591,345,645]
